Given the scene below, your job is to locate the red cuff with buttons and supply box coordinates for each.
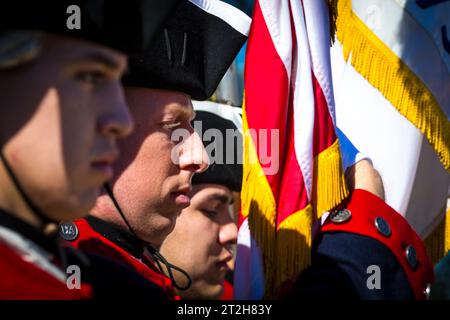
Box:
[321,189,434,300]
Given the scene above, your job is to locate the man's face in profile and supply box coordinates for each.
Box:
[0,32,133,222]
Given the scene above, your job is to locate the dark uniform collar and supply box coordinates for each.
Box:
[0,207,59,256]
[85,215,144,259]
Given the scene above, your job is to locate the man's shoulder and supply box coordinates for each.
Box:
[290,189,434,300]
[65,247,169,300]
[61,218,131,263]
[0,240,92,299]
[60,217,175,299]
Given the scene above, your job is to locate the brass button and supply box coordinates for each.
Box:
[405,245,418,269]
[59,222,78,241]
[329,209,352,224]
[374,216,391,237]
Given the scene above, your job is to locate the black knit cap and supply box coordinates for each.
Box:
[122,0,251,100]
[192,102,243,192]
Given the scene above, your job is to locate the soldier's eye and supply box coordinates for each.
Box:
[163,121,181,131]
[75,70,106,85]
[201,209,218,219]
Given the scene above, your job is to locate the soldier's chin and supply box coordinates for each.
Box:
[150,215,178,248]
[179,282,223,300]
[60,186,100,221]
[201,283,224,300]
[160,204,182,225]
[47,205,89,224]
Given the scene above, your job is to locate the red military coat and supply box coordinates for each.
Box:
[64,217,175,299]
[0,209,92,299]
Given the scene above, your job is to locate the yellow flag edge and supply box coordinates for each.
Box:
[241,104,278,296]
[336,0,450,172]
[313,139,349,218]
[241,102,349,297]
[425,208,450,265]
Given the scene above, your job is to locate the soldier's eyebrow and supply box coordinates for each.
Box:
[71,50,127,73]
[166,102,195,122]
[207,193,233,205]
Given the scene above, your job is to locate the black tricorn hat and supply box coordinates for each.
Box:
[123,0,251,100]
[0,0,182,54]
[192,101,243,192]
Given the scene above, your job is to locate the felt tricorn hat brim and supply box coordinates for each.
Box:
[122,0,251,101]
[0,0,181,54]
[192,101,243,192]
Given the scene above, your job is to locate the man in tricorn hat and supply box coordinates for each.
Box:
[159,102,242,300]
[62,0,251,299]
[0,0,180,299]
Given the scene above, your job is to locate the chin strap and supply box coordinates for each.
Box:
[103,182,192,291]
[0,151,54,228]
[147,245,192,291]
[0,151,72,276]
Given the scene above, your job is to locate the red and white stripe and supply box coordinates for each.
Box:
[235,0,337,299]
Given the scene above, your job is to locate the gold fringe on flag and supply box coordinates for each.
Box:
[242,105,317,298]
[241,104,350,298]
[274,205,313,296]
[425,208,450,265]
[336,0,450,172]
[312,139,349,218]
[241,106,278,295]
[447,208,450,254]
